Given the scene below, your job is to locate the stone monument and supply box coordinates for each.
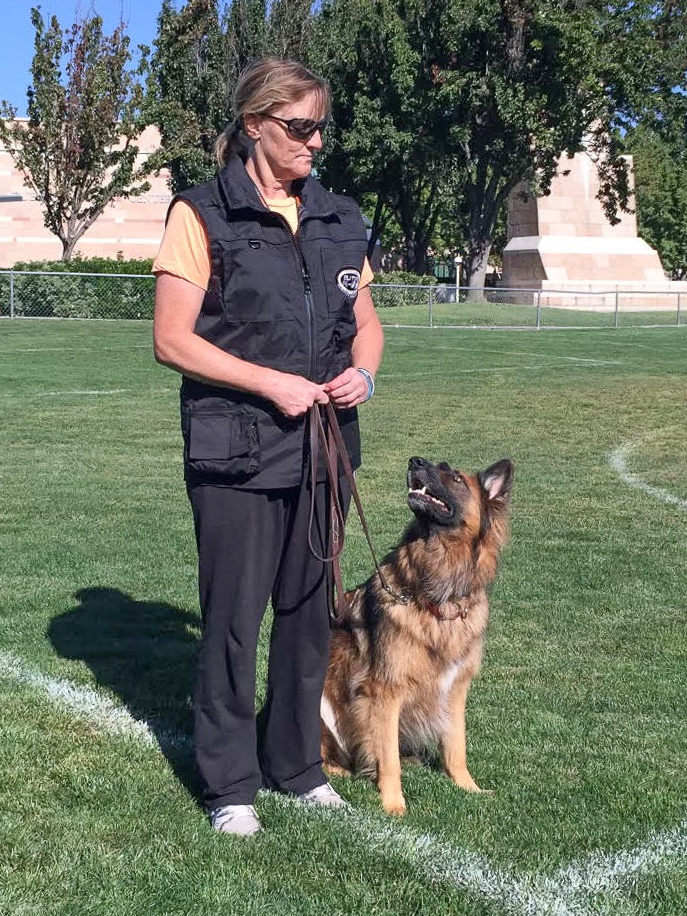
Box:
[501,151,686,308]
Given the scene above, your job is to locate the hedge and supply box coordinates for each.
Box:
[1,258,439,319]
[4,257,155,319]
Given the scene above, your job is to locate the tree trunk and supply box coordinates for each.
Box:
[401,232,430,275]
[367,194,385,260]
[466,241,493,301]
[412,239,429,276]
[61,234,79,261]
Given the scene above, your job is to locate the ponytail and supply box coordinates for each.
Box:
[214,117,249,167]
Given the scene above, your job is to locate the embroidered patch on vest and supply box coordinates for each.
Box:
[336,268,361,298]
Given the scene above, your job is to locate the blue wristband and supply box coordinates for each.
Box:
[356,367,375,402]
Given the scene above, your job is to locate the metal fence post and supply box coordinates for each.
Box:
[428,285,434,328]
[677,293,681,328]
[614,288,619,329]
[535,290,542,329]
[10,270,14,318]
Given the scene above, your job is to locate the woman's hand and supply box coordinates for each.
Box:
[263,371,329,417]
[324,367,370,409]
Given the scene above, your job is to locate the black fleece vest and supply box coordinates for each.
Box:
[177,155,368,489]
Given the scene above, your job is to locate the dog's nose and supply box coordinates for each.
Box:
[408,456,429,470]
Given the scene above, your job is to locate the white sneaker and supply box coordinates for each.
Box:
[299,782,349,808]
[210,804,262,836]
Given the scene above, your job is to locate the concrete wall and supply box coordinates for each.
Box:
[0,124,171,268]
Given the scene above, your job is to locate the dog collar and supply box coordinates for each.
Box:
[426,599,469,621]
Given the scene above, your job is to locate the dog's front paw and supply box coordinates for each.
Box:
[465,784,494,796]
[446,768,494,795]
[449,770,493,794]
[382,794,407,817]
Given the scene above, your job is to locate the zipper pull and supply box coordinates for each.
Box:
[302,266,312,293]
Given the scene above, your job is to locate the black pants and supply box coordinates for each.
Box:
[189,476,349,811]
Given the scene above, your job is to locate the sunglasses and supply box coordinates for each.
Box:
[263,114,329,141]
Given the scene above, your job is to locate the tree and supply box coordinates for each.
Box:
[145,0,229,191]
[312,0,687,287]
[0,8,153,261]
[311,0,449,274]
[267,0,315,59]
[147,0,315,193]
[628,123,687,280]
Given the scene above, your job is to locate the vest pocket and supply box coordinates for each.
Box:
[221,241,294,322]
[185,403,261,477]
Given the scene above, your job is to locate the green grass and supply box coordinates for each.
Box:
[1,318,686,915]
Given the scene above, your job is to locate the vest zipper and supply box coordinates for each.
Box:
[293,234,317,381]
[267,210,317,381]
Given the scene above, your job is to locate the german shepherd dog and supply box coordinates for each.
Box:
[320,456,514,816]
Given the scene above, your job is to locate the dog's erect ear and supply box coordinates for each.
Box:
[478,459,514,507]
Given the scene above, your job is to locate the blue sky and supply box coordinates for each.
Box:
[2,1,162,114]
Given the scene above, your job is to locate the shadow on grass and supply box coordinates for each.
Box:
[47,586,202,804]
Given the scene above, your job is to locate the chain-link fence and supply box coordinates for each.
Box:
[0,270,155,319]
[0,271,684,328]
[370,284,685,329]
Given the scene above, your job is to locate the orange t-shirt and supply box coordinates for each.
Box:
[152,198,375,292]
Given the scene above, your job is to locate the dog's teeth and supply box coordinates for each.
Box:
[420,486,428,495]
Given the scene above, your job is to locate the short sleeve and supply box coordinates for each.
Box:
[359,257,374,289]
[152,200,212,291]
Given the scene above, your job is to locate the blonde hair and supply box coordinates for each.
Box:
[215,58,330,167]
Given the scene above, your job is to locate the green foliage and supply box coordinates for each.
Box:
[627,123,687,281]
[145,0,230,191]
[146,0,315,192]
[266,0,314,58]
[12,257,154,274]
[7,259,154,318]
[373,271,435,286]
[312,0,687,285]
[0,8,155,260]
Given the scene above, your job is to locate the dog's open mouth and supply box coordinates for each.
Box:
[407,484,452,515]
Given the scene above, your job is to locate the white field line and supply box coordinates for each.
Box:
[0,344,151,353]
[547,820,687,901]
[3,648,684,914]
[609,442,687,511]
[291,803,687,916]
[0,341,618,365]
[379,363,611,378]
[39,388,132,396]
[0,649,189,750]
[0,387,173,398]
[296,803,573,916]
[384,341,621,365]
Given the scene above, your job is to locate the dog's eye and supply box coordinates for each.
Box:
[440,465,463,484]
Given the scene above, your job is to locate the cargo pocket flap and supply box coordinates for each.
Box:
[186,406,260,476]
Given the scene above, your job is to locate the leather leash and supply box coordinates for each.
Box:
[307,402,408,625]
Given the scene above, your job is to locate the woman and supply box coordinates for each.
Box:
[153,58,383,836]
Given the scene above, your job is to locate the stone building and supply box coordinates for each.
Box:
[0,124,171,268]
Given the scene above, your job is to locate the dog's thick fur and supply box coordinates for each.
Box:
[320,455,514,815]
